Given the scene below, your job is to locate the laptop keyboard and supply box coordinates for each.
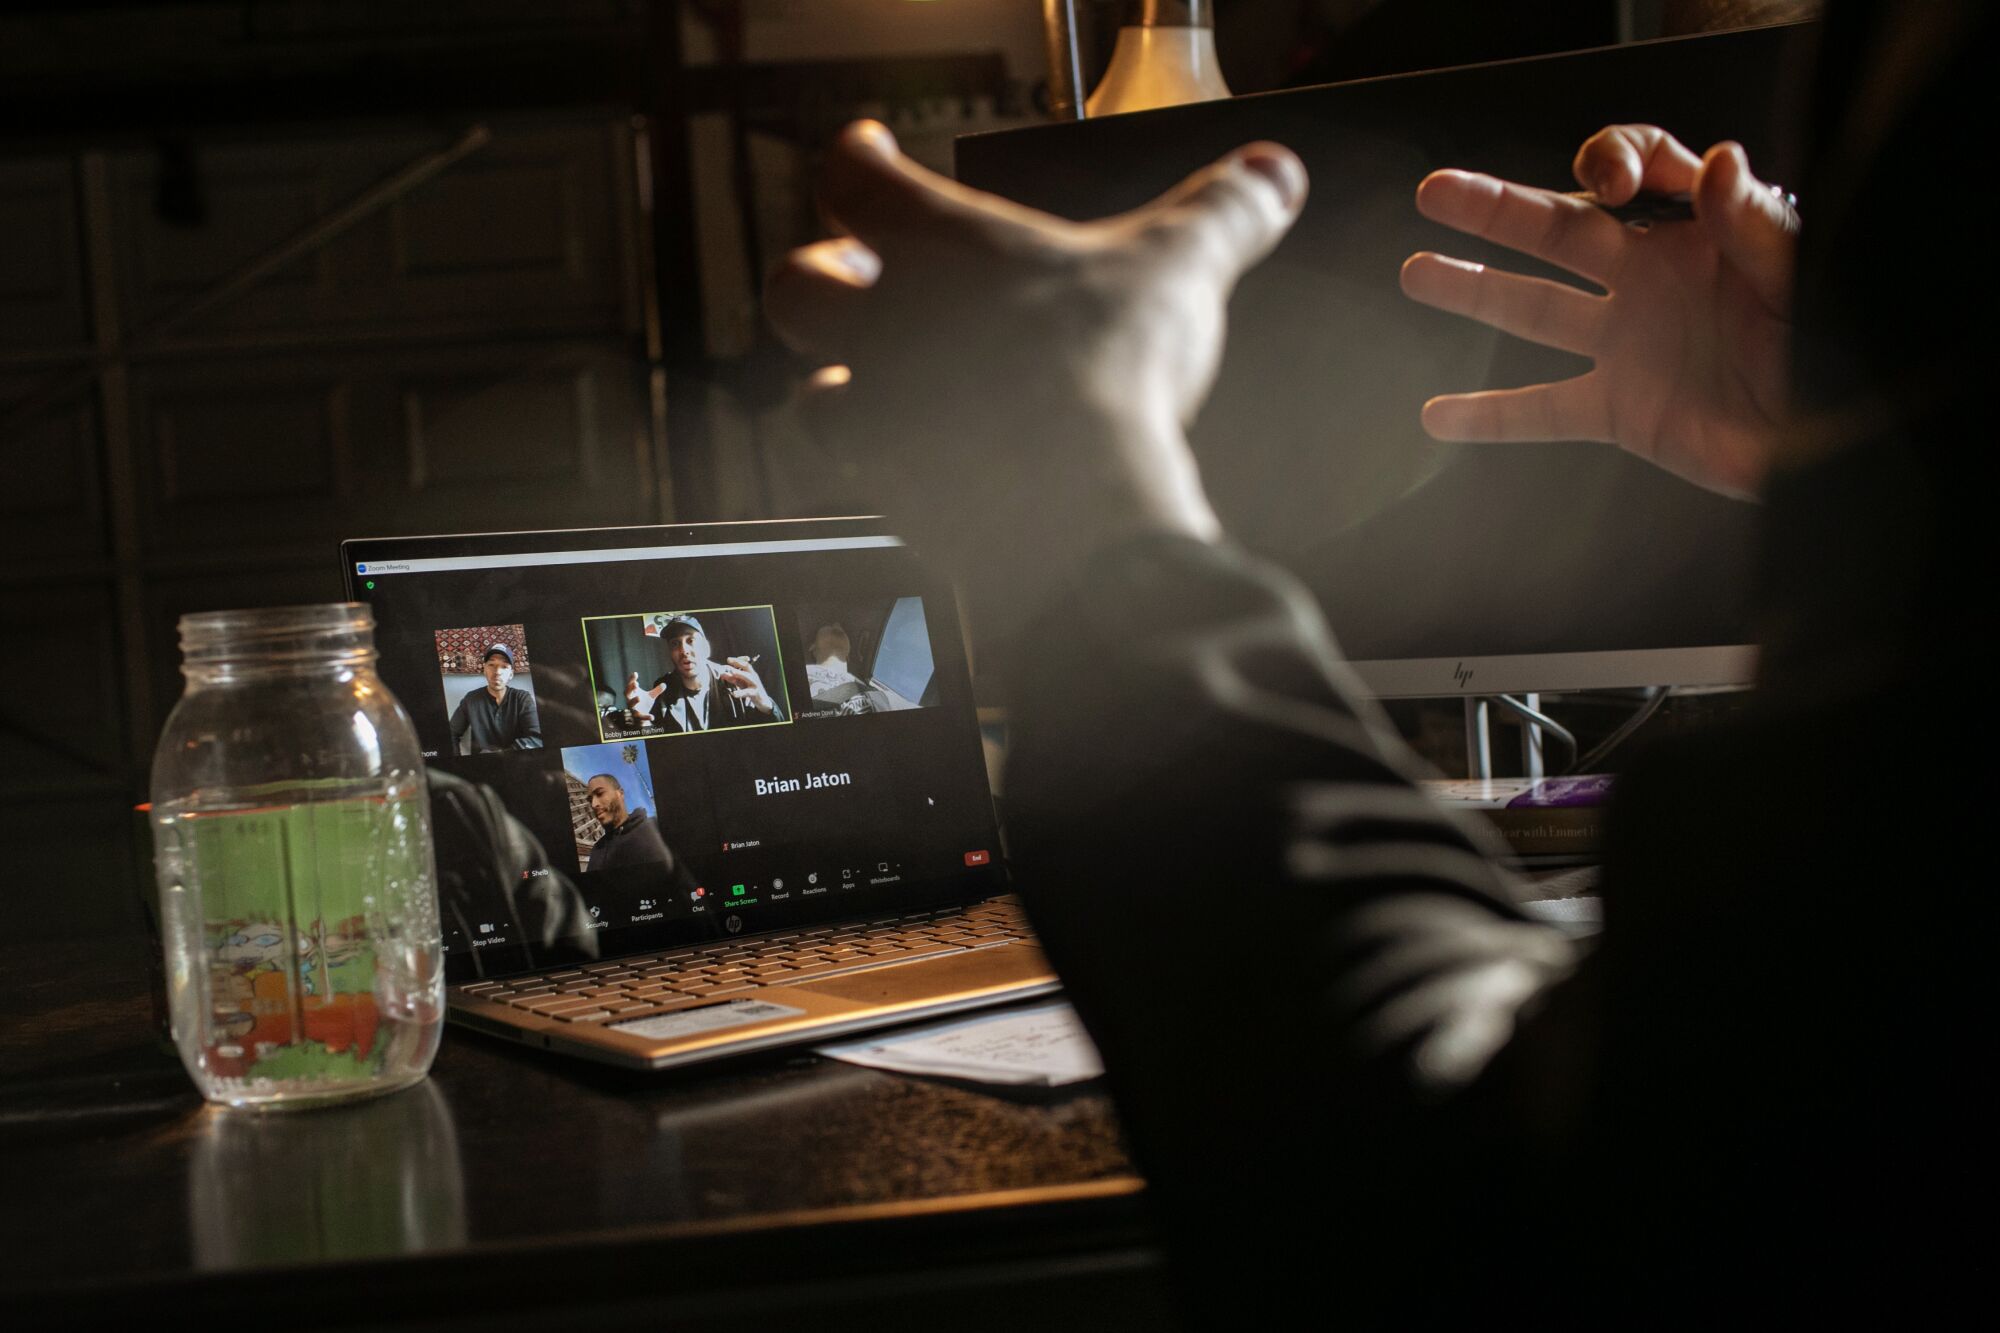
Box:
[455,895,1033,1025]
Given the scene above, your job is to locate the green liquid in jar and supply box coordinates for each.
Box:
[153,781,443,1109]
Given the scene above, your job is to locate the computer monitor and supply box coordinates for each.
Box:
[956,23,1813,696]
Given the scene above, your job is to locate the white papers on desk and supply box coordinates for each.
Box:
[1519,894,1603,937]
[815,999,1104,1087]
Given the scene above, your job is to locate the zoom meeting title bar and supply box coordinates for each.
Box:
[359,535,903,577]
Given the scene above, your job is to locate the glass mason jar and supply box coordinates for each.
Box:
[151,604,443,1109]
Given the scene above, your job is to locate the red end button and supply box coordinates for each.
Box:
[963,850,991,867]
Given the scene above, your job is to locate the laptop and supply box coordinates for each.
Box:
[341,518,1057,1071]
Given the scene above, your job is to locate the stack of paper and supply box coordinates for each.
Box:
[815,999,1104,1087]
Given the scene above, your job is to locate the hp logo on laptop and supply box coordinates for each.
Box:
[725,914,743,934]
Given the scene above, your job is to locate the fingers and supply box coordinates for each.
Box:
[766,237,881,359]
[786,363,874,496]
[1572,124,1703,204]
[1420,374,1608,444]
[721,659,769,709]
[1141,143,1309,281]
[1693,141,1797,316]
[1415,170,1627,286]
[816,120,1040,253]
[797,364,855,447]
[774,118,1054,359]
[1400,252,1605,357]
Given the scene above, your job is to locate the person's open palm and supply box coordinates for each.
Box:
[765,121,1306,627]
[719,657,773,713]
[1401,124,1796,499]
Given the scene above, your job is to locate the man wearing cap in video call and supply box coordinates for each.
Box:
[625,613,782,733]
[450,643,543,753]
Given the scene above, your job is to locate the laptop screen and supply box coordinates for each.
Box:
[342,520,1005,970]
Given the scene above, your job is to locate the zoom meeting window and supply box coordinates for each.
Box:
[354,534,997,956]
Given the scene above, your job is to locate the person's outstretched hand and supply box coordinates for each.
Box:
[766,121,1306,636]
[625,671,652,719]
[718,657,776,715]
[1401,124,1796,499]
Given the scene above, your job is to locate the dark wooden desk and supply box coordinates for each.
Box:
[0,937,1163,1330]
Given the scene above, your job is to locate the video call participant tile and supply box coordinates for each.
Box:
[435,624,542,754]
[559,739,705,922]
[794,596,938,719]
[583,606,790,741]
[559,740,672,875]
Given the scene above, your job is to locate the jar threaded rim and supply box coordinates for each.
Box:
[178,603,376,671]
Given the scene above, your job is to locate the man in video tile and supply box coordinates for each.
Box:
[806,622,916,714]
[625,613,782,732]
[583,772,670,872]
[450,644,543,752]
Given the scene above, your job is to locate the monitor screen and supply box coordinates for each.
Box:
[957,24,1813,695]
[342,520,1004,969]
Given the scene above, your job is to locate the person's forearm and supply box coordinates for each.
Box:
[1001,535,1583,1318]
[1005,535,1575,1124]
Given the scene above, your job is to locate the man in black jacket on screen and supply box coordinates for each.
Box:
[583,772,672,874]
[449,643,543,753]
[625,613,782,733]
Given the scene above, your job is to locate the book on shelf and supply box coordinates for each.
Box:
[1421,774,1612,860]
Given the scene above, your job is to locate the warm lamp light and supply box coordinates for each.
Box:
[1042,0,1230,121]
[1085,0,1230,116]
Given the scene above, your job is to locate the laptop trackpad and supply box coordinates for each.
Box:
[799,944,1055,1007]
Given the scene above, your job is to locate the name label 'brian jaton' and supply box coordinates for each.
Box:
[754,771,853,796]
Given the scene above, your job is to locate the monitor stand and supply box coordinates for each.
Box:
[1463,696,1548,780]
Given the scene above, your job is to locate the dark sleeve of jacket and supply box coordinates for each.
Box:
[511,689,543,749]
[1004,536,1586,1318]
[587,813,674,876]
[428,768,598,965]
